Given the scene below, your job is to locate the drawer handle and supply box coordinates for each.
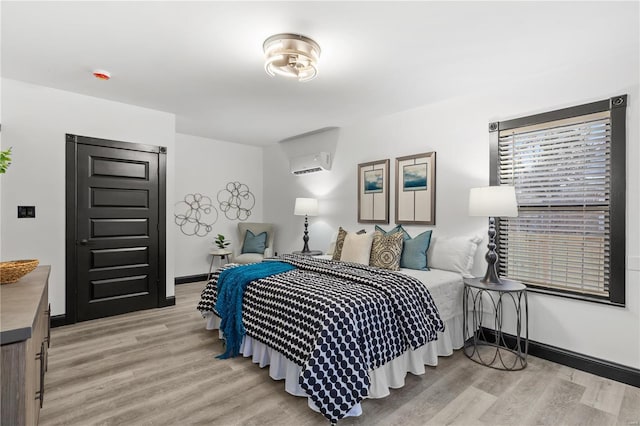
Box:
[46,304,51,371]
[35,342,45,407]
[45,304,51,348]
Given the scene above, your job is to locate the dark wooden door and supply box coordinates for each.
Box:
[71,138,161,321]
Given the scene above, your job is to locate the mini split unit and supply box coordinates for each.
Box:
[290,152,331,175]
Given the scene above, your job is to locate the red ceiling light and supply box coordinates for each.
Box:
[92,69,111,80]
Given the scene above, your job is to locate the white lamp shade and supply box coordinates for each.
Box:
[468,186,518,217]
[294,198,318,216]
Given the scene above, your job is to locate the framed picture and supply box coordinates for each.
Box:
[358,159,389,223]
[395,152,436,225]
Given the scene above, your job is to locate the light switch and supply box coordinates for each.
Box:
[18,206,35,218]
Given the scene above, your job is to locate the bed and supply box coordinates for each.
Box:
[197,254,465,423]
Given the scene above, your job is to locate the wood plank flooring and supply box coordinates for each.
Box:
[40,282,640,426]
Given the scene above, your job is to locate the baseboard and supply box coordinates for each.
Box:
[51,314,68,328]
[175,274,209,285]
[477,327,640,388]
[159,295,176,307]
[51,298,176,326]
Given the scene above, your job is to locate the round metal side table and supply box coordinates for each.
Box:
[463,277,528,371]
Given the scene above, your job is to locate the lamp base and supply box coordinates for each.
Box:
[481,262,504,285]
[482,216,505,285]
[300,215,313,253]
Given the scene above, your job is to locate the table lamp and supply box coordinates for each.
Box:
[468,186,518,284]
[294,197,319,253]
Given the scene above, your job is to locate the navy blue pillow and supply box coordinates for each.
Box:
[241,230,267,254]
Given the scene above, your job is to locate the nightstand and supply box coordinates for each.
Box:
[208,249,232,280]
[292,250,323,256]
[463,277,528,370]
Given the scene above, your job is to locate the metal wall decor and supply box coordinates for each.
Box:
[174,193,218,236]
[395,152,436,225]
[357,159,390,224]
[217,181,255,221]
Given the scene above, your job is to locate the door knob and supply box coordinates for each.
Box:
[79,239,89,246]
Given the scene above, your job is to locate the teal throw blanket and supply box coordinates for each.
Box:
[215,261,295,359]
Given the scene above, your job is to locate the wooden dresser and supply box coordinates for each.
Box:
[1,266,51,425]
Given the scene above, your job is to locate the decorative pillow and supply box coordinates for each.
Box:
[331,228,347,260]
[428,235,483,277]
[241,230,267,254]
[400,230,433,270]
[331,227,366,261]
[369,231,404,270]
[340,232,375,265]
[375,224,410,241]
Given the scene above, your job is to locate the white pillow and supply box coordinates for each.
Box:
[340,232,374,265]
[428,235,482,277]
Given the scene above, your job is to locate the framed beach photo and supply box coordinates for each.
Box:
[402,164,428,191]
[395,152,436,225]
[358,159,389,223]
[364,169,384,193]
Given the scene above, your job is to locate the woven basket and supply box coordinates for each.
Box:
[0,259,39,284]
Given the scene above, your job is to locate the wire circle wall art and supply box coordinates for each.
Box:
[217,181,255,221]
[174,193,218,236]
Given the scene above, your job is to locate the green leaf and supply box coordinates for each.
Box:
[0,147,12,174]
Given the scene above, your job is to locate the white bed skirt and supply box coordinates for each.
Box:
[204,313,464,417]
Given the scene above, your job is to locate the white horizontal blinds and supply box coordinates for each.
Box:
[498,111,611,297]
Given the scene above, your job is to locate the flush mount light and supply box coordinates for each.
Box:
[263,33,321,82]
[92,69,111,80]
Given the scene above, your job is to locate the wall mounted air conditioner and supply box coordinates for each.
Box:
[290,152,331,175]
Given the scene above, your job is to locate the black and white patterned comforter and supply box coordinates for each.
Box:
[197,254,444,423]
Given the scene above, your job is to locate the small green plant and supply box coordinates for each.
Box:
[214,234,230,250]
[0,147,12,174]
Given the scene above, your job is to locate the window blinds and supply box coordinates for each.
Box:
[497,111,611,297]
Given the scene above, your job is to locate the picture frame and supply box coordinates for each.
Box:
[395,152,436,225]
[358,159,390,223]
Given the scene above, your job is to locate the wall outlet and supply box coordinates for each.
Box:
[17,206,36,218]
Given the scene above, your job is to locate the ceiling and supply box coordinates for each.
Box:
[1,1,638,146]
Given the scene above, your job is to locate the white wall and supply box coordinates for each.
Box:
[0,78,176,316]
[264,52,640,369]
[173,133,263,277]
[0,77,3,263]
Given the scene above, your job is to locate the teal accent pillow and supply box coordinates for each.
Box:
[375,224,410,241]
[241,230,267,254]
[400,230,433,270]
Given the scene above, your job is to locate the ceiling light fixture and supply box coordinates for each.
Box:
[263,33,321,82]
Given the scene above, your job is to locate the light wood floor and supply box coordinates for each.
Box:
[40,281,640,426]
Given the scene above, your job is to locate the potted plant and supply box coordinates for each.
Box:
[214,234,230,252]
[0,147,12,174]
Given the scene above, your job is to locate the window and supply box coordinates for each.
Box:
[490,95,627,305]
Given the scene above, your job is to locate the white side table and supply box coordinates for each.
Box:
[208,249,232,280]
